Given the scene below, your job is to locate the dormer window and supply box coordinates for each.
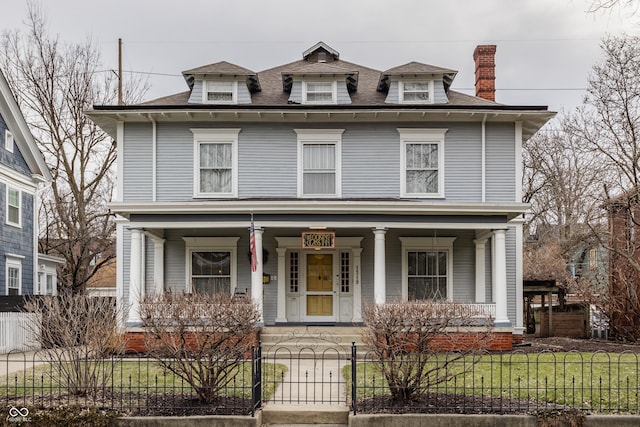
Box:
[204,81,237,104]
[303,82,336,104]
[400,81,433,104]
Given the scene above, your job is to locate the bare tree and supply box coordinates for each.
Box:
[140,293,260,403]
[362,301,492,402]
[0,2,147,293]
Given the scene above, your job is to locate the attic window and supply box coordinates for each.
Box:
[400,81,433,104]
[4,130,13,153]
[204,81,236,104]
[303,82,336,104]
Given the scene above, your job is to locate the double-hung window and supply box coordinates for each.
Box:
[4,130,13,152]
[6,186,21,227]
[303,82,336,104]
[399,81,433,104]
[204,81,236,104]
[399,128,447,198]
[192,129,240,198]
[296,129,343,197]
[184,237,238,295]
[6,256,22,296]
[400,237,455,301]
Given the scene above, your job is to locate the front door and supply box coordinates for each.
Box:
[305,253,334,319]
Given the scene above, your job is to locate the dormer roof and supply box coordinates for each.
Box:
[378,62,458,92]
[182,61,261,92]
[281,61,359,92]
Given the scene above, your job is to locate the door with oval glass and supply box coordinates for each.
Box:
[305,253,335,320]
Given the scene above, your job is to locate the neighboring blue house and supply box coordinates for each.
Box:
[0,68,56,297]
[87,42,554,348]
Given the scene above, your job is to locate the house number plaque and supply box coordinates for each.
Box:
[301,231,336,249]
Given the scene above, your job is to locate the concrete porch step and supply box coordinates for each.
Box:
[262,404,349,425]
[260,326,368,358]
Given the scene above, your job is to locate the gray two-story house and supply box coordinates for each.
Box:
[87,42,553,349]
[0,68,56,297]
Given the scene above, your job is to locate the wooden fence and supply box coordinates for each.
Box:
[0,312,40,353]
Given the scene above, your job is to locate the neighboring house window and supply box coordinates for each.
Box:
[289,251,299,293]
[6,257,22,296]
[191,129,240,198]
[399,128,447,198]
[183,237,238,295]
[38,272,56,295]
[303,82,336,104]
[295,129,344,197]
[6,186,21,227]
[589,248,598,270]
[399,81,433,104]
[4,130,13,152]
[203,81,236,104]
[400,237,456,301]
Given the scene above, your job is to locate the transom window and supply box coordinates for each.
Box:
[184,237,238,295]
[400,81,433,104]
[399,128,447,198]
[400,237,456,302]
[6,186,21,227]
[4,130,13,152]
[192,129,240,198]
[204,81,236,103]
[296,129,343,197]
[304,82,335,104]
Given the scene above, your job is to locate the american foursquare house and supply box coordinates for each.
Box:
[87,42,554,349]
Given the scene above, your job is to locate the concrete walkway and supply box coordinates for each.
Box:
[0,349,47,376]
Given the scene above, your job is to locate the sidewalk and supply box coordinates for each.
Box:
[0,349,47,376]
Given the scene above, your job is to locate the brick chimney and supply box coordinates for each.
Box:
[473,45,497,102]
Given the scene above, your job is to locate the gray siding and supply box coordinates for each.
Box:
[486,123,516,202]
[336,82,352,104]
[0,114,31,176]
[384,81,399,104]
[0,185,34,294]
[157,123,195,202]
[123,123,153,202]
[188,81,203,104]
[384,80,449,104]
[444,124,482,200]
[288,81,302,104]
[237,84,252,104]
[506,226,517,323]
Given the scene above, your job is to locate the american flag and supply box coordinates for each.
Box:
[250,213,257,272]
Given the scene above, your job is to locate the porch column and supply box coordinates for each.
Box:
[152,237,165,295]
[373,227,387,305]
[251,227,264,323]
[353,248,363,322]
[128,228,144,325]
[275,247,287,323]
[493,229,510,325]
[474,237,488,303]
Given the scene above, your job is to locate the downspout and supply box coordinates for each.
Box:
[481,114,487,203]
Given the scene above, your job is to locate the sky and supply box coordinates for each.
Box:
[0,0,638,115]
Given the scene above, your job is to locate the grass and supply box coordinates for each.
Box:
[0,358,287,402]
[345,352,640,412]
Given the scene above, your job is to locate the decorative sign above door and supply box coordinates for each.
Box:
[301,231,336,249]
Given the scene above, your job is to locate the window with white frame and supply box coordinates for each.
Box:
[399,81,433,104]
[6,186,21,227]
[303,82,336,104]
[192,129,240,197]
[399,128,447,197]
[296,129,343,197]
[6,257,21,296]
[203,81,236,104]
[4,130,13,152]
[400,237,455,301]
[184,237,238,295]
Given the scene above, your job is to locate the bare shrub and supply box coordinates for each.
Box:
[362,300,493,402]
[23,294,126,396]
[140,293,260,403]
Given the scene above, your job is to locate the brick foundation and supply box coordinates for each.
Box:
[123,331,259,355]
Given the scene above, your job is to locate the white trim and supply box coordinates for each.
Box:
[0,164,40,191]
[116,121,124,202]
[116,221,125,327]
[399,236,456,301]
[5,185,21,228]
[5,256,22,296]
[151,119,157,202]
[191,128,240,198]
[398,80,435,104]
[515,223,524,330]
[515,121,523,203]
[398,128,447,198]
[202,80,238,105]
[295,129,344,198]
[302,81,337,105]
[481,115,487,203]
[182,237,239,294]
[4,130,13,152]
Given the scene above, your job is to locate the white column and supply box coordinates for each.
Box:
[474,237,488,303]
[153,237,165,295]
[373,227,388,305]
[493,229,510,325]
[352,248,363,322]
[251,227,264,323]
[275,247,287,323]
[128,228,144,324]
